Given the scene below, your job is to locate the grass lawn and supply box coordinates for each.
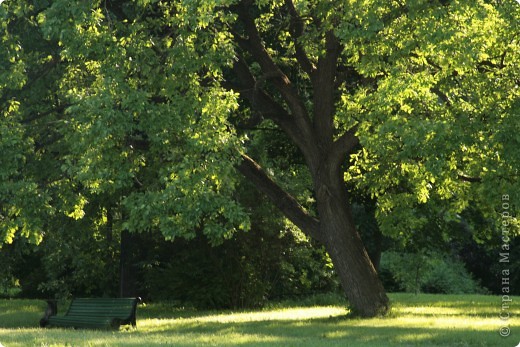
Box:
[0,293,518,346]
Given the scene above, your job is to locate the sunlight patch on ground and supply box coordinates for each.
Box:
[140,306,348,329]
[192,307,348,323]
[398,306,467,316]
[396,306,495,317]
[1,296,519,347]
[394,332,436,343]
[347,312,504,334]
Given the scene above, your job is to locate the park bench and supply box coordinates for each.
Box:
[40,297,140,330]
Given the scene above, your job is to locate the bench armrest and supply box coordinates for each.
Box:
[40,300,58,327]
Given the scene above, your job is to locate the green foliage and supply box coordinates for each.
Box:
[1,0,248,245]
[341,0,520,237]
[141,234,272,309]
[0,243,23,298]
[380,251,486,295]
[140,208,338,309]
[272,232,338,300]
[21,204,120,299]
[1,0,518,243]
[36,225,120,299]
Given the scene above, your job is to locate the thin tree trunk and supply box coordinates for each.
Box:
[120,229,138,297]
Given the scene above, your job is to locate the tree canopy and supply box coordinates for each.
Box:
[1,0,519,316]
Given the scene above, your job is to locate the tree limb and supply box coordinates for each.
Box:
[458,174,482,183]
[237,154,323,243]
[430,87,452,106]
[285,0,316,76]
[233,4,315,148]
[313,30,342,146]
[328,125,360,171]
[226,55,321,172]
[227,55,291,126]
[21,103,74,124]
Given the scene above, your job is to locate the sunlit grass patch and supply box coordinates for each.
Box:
[181,306,348,323]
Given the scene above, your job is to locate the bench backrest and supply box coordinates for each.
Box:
[65,298,138,319]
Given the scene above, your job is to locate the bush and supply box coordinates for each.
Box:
[0,277,22,298]
[380,251,486,294]
[140,225,340,309]
[140,233,272,309]
[0,239,41,298]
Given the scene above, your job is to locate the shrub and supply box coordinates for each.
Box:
[140,226,339,309]
[380,251,486,294]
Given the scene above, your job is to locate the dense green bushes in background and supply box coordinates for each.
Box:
[2,212,518,305]
[139,227,338,309]
[0,186,340,309]
[138,186,339,309]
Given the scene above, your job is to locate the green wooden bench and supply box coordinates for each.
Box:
[40,298,140,330]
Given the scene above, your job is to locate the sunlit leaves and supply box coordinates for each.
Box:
[0,93,45,244]
[0,4,27,92]
[35,0,246,241]
[339,0,519,236]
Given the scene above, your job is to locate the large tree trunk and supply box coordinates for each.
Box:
[315,171,389,317]
[324,221,389,317]
[313,157,389,316]
[238,155,390,317]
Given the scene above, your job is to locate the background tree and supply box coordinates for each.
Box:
[1,0,518,317]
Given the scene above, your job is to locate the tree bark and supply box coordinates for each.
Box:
[237,154,322,243]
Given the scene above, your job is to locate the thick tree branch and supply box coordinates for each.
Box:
[226,54,322,172]
[329,125,360,170]
[458,174,482,183]
[21,103,74,124]
[234,4,316,150]
[237,154,322,242]
[226,56,296,132]
[226,56,283,116]
[313,30,342,147]
[430,87,452,106]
